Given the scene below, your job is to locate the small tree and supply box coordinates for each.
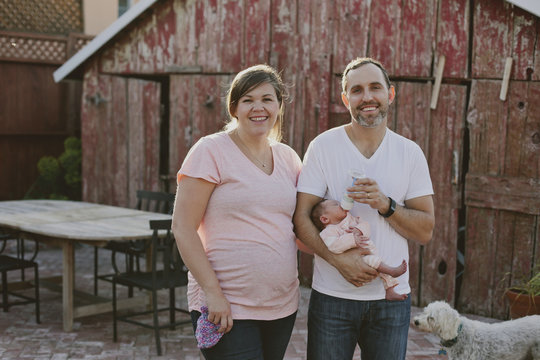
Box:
[25,137,82,200]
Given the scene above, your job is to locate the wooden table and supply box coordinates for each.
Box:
[0,199,171,331]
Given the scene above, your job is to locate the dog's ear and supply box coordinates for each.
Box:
[433,305,461,341]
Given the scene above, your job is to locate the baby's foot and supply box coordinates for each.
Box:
[385,260,407,277]
[385,287,408,301]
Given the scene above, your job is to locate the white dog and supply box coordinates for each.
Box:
[413,301,540,360]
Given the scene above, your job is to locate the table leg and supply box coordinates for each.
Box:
[62,241,74,331]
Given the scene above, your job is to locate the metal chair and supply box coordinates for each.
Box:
[112,219,189,356]
[0,234,40,323]
[93,191,176,295]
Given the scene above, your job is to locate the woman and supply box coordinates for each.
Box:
[172,64,302,359]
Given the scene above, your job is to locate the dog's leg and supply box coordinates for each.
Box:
[531,342,540,360]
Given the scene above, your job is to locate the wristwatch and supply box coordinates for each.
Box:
[379,197,396,218]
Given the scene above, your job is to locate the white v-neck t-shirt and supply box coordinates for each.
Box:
[298,126,433,300]
[178,131,302,320]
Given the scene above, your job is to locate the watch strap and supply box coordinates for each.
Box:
[379,197,396,218]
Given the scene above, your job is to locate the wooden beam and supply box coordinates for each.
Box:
[465,174,540,215]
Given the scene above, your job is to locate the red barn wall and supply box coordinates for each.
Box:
[78,0,540,318]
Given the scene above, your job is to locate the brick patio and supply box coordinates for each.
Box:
[0,243,457,359]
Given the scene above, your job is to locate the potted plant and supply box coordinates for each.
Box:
[504,264,540,319]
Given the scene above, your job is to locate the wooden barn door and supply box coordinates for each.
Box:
[390,82,467,307]
[458,80,540,318]
[82,71,162,208]
[168,74,231,189]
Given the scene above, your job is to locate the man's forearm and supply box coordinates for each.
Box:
[382,196,435,245]
[386,206,434,244]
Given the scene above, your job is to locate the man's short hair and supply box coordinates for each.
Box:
[341,57,391,93]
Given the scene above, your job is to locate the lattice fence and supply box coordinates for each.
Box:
[0,0,83,35]
[0,31,92,64]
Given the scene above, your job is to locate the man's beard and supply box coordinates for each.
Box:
[353,105,387,128]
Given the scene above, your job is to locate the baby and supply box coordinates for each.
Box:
[311,199,407,300]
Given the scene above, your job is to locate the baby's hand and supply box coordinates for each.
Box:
[354,235,370,249]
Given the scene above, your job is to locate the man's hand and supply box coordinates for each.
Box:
[329,248,377,287]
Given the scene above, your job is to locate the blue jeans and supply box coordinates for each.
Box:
[307,289,410,360]
[191,310,297,360]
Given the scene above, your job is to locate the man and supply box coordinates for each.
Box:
[294,57,435,360]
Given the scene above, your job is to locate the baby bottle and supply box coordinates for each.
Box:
[340,168,366,210]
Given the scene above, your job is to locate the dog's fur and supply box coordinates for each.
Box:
[413,301,540,360]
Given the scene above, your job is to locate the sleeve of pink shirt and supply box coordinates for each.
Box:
[177,137,221,185]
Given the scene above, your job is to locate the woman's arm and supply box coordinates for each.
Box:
[172,176,233,333]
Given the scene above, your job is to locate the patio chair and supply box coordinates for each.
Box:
[93,190,176,295]
[0,237,40,323]
[1,233,39,281]
[112,219,190,356]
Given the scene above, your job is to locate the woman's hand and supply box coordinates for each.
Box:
[206,289,233,333]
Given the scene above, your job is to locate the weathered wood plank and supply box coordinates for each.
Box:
[420,84,467,306]
[368,0,401,75]
[220,0,246,70]
[393,82,431,154]
[173,0,198,67]
[397,0,435,77]
[108,77,129,206]
[167,74,229,188]
[168,75,192,184]
[100,1,177,74]
[196,0,243,72]
[510,7,538,81]
[194,0,220,72]
[460,208,537,318]
[82,67,130,206]
[332,0,370,74]
[436,0,469,79]
[465,174,540,215]
[458,206,499,317]
[270,0,298,147]
[0,200,170,241]
[293,1,313,154]
[466,80,508,174]
[505,81,540,178]
[391,81,431,305]
[127,79,161,208]
[244,0,271,66]
[303,1,333,151]
[190,75,230,145]
[472,0,514,79]
[535,19,540,81]
[490,211,522,319]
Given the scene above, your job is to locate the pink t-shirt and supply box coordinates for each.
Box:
[178,131,302,320]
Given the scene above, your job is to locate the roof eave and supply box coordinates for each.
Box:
[53,0,159,83]
[505,0,540,18]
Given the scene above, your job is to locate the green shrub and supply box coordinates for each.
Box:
[25,137,82,200]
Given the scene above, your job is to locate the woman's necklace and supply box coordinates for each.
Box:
[233,131,270,168]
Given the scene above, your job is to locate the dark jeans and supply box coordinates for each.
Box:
[191,310,297,360]
[307,289,410,360]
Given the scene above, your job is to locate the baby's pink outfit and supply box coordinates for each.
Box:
[320,212,398,289]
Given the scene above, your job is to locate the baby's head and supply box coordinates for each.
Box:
[311,199,348,231]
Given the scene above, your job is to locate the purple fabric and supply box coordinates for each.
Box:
[195,306,224,349]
